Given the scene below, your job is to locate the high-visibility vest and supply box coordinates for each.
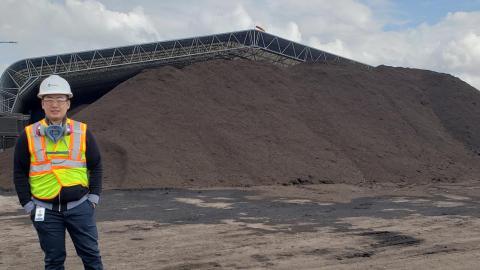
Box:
[25,118,89,200]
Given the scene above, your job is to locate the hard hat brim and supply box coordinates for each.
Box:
[38,93,73,99]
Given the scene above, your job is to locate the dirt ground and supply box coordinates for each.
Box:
[2,181,480,269]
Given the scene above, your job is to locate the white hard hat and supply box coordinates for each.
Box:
[38,75,73,99]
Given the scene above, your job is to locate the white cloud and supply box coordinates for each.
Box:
[0,0,479,90]
[0,64,7,75]
[308,37,353,59]
[259,3,480,90]
[198,4,253,33]
[0,0,159,60]
[314,10,480,89]
[268,22,302,42]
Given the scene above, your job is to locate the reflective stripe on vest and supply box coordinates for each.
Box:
[70,120,82,160]
[26,118,89,200]
[26,124,47,162]
[30,160,87,175]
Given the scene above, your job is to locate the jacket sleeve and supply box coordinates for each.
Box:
[13,131,34,213]
[85,129,102,204]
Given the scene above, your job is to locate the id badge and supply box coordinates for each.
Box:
[34,207,46,222]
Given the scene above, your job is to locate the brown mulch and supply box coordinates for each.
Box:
[1,59,480,190]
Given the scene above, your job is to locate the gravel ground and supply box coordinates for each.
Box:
[2,182,480,269]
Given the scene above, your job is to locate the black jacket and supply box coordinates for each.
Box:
[13,128,102,206]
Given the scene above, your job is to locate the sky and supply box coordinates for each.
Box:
[1,0,480,89]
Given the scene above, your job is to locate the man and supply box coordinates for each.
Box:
[13,74,103,270]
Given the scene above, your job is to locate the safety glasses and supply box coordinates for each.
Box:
[43,97,69,105]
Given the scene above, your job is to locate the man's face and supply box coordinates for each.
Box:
[41,94,70,122]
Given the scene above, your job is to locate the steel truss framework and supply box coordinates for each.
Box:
[0,29,370,113]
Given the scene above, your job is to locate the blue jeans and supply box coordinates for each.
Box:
[31,200,103,270]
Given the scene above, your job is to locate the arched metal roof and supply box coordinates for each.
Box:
[0,29,370,114]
